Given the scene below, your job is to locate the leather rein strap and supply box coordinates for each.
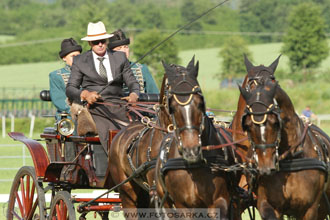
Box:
[94,100,168,132]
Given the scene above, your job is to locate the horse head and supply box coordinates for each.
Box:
[163,56,205,163]
[244,54,281,91]
[239,79,282,175]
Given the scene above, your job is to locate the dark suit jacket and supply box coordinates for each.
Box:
[66,49,139,102]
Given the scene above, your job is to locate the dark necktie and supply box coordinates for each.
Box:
[97,57,107,81]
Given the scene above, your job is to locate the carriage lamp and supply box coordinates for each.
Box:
[57,118,75,136]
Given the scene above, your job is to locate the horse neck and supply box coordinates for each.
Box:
[275,87,303,148]
[157,105,171,128]
[232,76,248,136]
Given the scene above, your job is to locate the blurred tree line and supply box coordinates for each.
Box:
[0,0,329,82]
[1,0,329,62]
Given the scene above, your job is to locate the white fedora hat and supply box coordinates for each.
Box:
[81,21,113,41]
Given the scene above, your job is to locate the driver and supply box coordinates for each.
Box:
[66,21,140,153]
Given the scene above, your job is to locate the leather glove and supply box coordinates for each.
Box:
[121,92,138,103]
[80,90,101,105]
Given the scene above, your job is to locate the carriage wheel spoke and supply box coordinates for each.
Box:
[27,194,39,220]
[50,191,75,220]
[20,177,26,217]
[28,181,35,213]
[61,200,67,220]
[15,191,24,218]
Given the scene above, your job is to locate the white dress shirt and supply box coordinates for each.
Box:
[92,51,113,82]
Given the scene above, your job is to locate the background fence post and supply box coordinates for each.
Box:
[2,115,5,138]
[29,113,35,138]
[10,113,14,132]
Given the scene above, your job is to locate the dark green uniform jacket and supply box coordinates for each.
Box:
[123,62,159,94]
[49,64,71,120]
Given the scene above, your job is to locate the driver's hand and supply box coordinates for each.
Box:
[80,90,101,105]
[121,92,138,104]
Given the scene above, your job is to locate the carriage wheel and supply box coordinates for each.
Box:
[49,191,76,220]
[7,166,47,220]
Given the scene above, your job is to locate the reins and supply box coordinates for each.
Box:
[95,100,169,132]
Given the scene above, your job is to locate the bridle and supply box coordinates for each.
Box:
[245,69,275,92]
[242,87,282,170]
[165,73,205,156]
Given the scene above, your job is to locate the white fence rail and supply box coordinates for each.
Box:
[1,114,330,183]
[0,144,31,182]
[1,114,36,138]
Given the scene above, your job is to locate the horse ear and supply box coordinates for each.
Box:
[269,55,281,73]
[238,84,250,101]
[244,54,254,73]
[192,61,199,78]
[186,55,195,69]
[162,60,176,82]
[186,55,199,78]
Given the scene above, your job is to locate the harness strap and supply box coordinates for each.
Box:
[254,143,277,150]
[278,122,309,161]
[161,156,230,175]
[323,191,330,215]
[279,158,328,173]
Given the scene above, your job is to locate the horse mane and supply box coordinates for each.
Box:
[159,74,167,105]
[274,84,296,116]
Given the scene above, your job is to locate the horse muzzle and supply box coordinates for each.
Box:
[181,145,203,163]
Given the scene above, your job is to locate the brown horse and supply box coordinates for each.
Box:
[234,55,330,219]
[230,56,283,216]
[155,59,241,219]
[110,57,219,218]
[108,79,171,215]
[239,78,330,219]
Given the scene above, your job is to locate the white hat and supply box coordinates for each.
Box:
[81,21,113,41]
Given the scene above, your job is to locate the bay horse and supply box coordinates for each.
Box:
[109,74,171,216]
[234,55,330,219]
[239,78,330,219]
[230,56,283,215]
[155,59,241,219]
[110,57,226,217]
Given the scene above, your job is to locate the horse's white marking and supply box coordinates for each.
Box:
[260,124,266,143]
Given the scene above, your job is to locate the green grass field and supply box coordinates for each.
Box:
[1,41,330,90]
[0,35,14,43]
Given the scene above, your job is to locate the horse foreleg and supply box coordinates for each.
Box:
[212,197,229,220]
[257,199,278,220]
[119,183,139,220]
[257,186,277,220]
[302,198,322,220]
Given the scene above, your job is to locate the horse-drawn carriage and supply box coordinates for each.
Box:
[6,87,162,219]
[6,57,330,220]
[6,58,242,220]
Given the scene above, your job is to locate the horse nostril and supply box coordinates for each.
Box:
[259,167,272,175]
[192,147,199,156]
